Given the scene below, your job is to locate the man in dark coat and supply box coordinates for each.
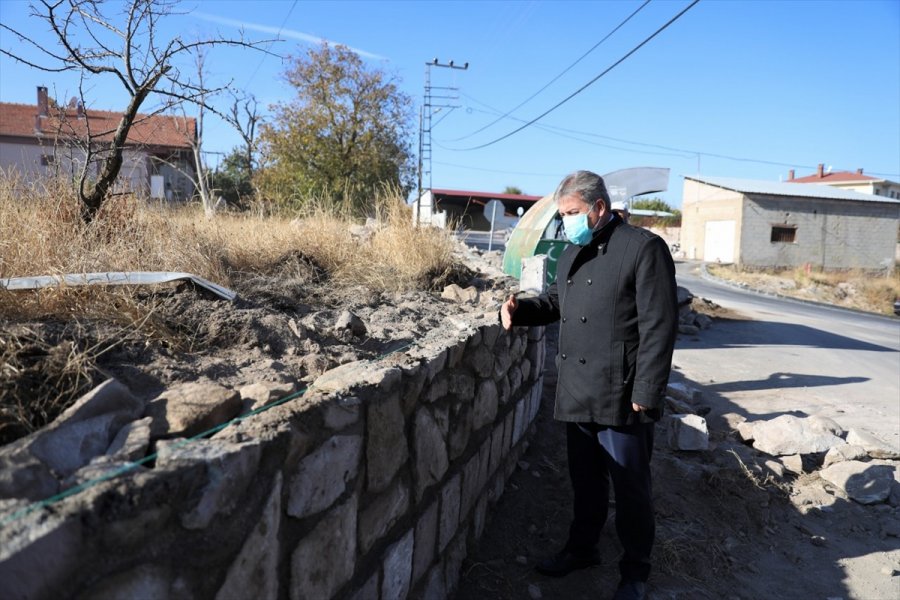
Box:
[500,170,678,600]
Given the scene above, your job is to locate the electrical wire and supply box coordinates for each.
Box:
[444,0,652,143]
[244,0,298,87]
[452,0,701,152]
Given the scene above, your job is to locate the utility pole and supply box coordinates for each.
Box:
[416,58,468,225]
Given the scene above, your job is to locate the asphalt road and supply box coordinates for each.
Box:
[673,260,900,451]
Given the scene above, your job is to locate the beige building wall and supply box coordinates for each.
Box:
[741,195,899,270]
[681,179,744,261]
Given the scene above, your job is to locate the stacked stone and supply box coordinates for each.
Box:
[0,319,547,600]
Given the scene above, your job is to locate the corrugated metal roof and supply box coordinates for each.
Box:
[685,175,900,204]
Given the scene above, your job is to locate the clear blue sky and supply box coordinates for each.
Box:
[1,0,898,207]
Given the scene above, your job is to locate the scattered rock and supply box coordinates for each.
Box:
[335,310,367,337]
[823,444,868,467]
[678,324,700,335]
[750,415,846,456]
[238,381,298,413]
[144,382,242,440]
[441,284,480,305]
[667,382,702,404]
[845,429,900,460]
[819,460,895,505]
[781,454,804,475]
[667,414,709,451]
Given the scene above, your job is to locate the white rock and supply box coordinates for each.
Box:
[819,460,895,505]
[751,415,846,456]
[846,429,900,460]
[667,414,709,451]
[823,444,868,467]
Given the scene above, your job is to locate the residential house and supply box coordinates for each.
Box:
[681,175,900,270]
[0,86,196,200]
[787,164,900,199]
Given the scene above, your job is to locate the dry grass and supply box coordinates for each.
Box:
[0,172,461,320]
[708,263,900,315]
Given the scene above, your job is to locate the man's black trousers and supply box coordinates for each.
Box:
[565,421,655,582]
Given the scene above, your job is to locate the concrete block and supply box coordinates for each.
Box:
[290,496,357,600]
[520,255,548,294]
[367,393,408,493]
[286,435,361,520]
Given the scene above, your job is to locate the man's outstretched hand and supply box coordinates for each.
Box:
[500,294,518,331]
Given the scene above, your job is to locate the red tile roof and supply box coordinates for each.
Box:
[789,171,879,183]
[0,101,195,150]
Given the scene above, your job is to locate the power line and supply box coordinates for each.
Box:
[244,0,298,87]
[445,102,900,178]
[444,0,652,143]
[453,0,701,151]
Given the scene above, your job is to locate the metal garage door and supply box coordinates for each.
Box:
[704,220,735,263]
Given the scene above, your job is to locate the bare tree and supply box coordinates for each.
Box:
[0,0,270,221]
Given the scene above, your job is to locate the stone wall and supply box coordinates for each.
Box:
[0,315,546,600]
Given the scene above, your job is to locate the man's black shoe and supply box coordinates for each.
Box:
[612,579,646,600]
[534,548,601,577]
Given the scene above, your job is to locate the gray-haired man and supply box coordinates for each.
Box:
[501,170,678,600]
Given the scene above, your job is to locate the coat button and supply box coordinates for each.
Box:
[562,317,567,323]
[587,279,592,285]
[561,354,567,360]
[580,316,587,323]
[579,358,586,364]
[566,279,573,285]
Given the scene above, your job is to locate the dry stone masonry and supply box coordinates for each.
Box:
[0,311,546,600]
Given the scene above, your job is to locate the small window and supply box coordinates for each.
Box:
[771,226,796,243]
[40,154,55,166]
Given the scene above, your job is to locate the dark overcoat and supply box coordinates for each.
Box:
[512,214,678,426]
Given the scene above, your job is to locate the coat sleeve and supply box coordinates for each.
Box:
[510,280,561,327]
[631,236,678,409]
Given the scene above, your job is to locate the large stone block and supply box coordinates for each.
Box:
[446,339,468,369]
[508,365,523,397]
[751,415,846,456]
[144,381,241,440]
[105,417,152,462]
[239,381,298,413]
[492,348,512,381]
[481,324,501,349]
[459,454,481,522]
[472,380,498,432]
[78,564,192,600]
[448,404,472,462]
[290,496,357,600]
[447,372,475,402]
[413,409,449,500]
[465,345,494,379]
[367,393,408,493]
[0,512,84,599]
[820,461,895,505]
[216,473,282,600]
[846,429,900,459]
[382,529,414,600]
[156,438,262,530]
[489,421,506,477]
[323,396,362,431]
[438,473,461,553]
[358,479,410,554]
[667,414,709,451]
[286,435,361,520]
[412,501,438,586]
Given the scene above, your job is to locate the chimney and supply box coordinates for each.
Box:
[817,163,824,178]
[856,168,863,175]
[76,101,84,118]
[37,86,48,117]
[788,169,795,181]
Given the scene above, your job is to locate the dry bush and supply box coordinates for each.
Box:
[708,263,900,315]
